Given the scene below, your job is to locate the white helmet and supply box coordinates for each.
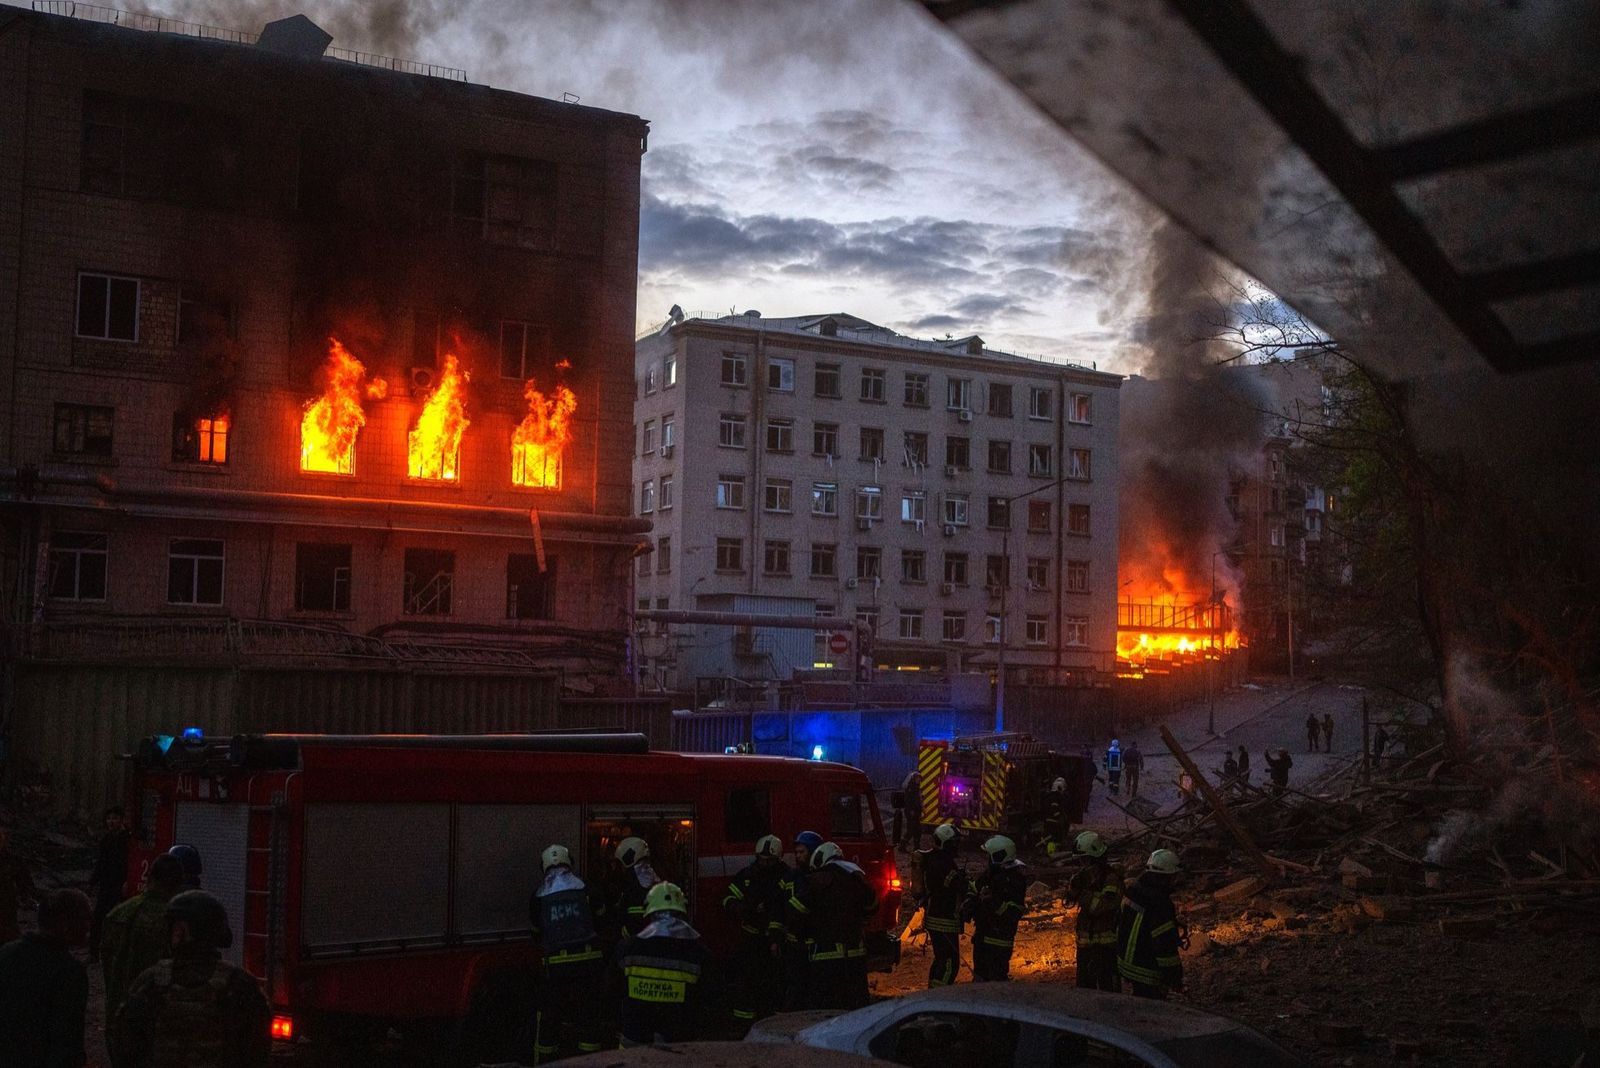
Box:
[1147,848,1180,875]
[541,844,572,871]
[615,836,650,866]
[983,835,1017,866]
[1051,777,1067,793]
[809,841,843,870]
[933,822,960,846]
[755,834,783,859]
[1075,831,1107,859]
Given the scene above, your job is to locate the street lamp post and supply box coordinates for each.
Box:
[994,474,1077,732]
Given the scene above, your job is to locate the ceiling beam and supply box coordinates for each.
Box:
[1375,93,1600,182]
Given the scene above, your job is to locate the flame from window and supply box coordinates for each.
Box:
[300,338,387,474]
[512,379,576,489]
[407,353,470,481]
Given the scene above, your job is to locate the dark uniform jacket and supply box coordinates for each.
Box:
[0,933,88,1068]
[530,868,608,971]
[1115,875,1183,991]
[792,861,878,959]
[722,859,787,945]
[616,860,662,936]
[970,860,1027,949]
[110,943,270,1068]
[1070,862,1124,948]
[92,831,131,901]
[918,847,970,935]
[101,890,176,1018]
[0,849,37,945]
[613,914,711,1043]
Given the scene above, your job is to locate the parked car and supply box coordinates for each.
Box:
[564,1041,893,1066]
[745,984,1302,1067]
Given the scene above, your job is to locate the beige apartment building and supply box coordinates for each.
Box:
[633,312,1122,694]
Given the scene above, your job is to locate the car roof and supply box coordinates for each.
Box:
[849,984,1247,1043]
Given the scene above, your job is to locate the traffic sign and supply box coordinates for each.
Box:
[828,632,851,655]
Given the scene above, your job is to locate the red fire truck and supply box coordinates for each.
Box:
[123,731,900,1054]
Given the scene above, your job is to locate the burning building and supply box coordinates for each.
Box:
[0,7,651,813]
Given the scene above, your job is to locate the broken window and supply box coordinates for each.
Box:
[453,153,558,248]
[1064,616,1089,646]
[1028,443,1054,476]
[403,548,455,616]
[168,538,224,606]
[987,383,1013,418]
[903,432,929,466]
[500,321,548,380]
[48,532,108,601]
[506,553,555,620]
[859,427,885,462]
[172,413,229,465]
[177,289,235,348]
[767,357,795,392]
[294,542,352,613]
[856,546,882,580]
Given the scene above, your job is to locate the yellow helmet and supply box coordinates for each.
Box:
[755,834,783,859]
[644,881,688,916]
[1075,831,1107,858]
[809,841,843,870]
[541,844,572,871]
[983,835,1017,865]
[615,837,650,866]
[1147,848,1181,875]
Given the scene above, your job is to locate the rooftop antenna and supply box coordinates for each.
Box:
[562,92,580,104]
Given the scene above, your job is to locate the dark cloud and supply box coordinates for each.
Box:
[951,293,1031,320]
[908,314,964,332]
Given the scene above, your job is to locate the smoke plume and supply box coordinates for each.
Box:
[1117,220,1267,598]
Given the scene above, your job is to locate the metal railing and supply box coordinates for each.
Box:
[28,1,467,81]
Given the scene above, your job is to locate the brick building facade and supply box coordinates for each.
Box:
[0,8,651,807]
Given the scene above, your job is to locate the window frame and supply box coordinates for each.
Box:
[716,475,746,510]
[814,362,842,399]
[47,531,109,602]
[718,413,747,449]
[943,493,970,527]
[1028,443,1054,477]
[903,372,929,407]
[167,537,225,607]
[764,478,794,514]
[813,421,839,458]
[715,537,745,573]
[946,377,972,412]
[1069,392,1092,424]
[810,542,838,578]
[720,351,748,387]
[897,608,924,640]
[811,481,839,517]
[767,357,796,393]
[765,417,795,454]
[75,272,141,343]
[943,552,969,586]
[1029,386,1053,421]
[987,382,1014,418]
[763,539,792,576]
[859,367,887,403]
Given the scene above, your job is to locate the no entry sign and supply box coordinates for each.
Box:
[828,632,851,655]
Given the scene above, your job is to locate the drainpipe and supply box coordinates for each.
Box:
[748,324,766,597]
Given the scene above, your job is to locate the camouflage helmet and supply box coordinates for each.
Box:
[166,890,233,949]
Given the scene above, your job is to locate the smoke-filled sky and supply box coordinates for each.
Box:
[149,0,1154,370]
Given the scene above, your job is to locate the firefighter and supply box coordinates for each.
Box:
[900,768,923,850]
[1105,739,1123,796]
[791,841,877,1010]
[721,834,786,1033]
[165,845,202,890]
[1116,849,1184,1000]
[968,835,1026,982]
[110,889,270,1068]
[529,844,607,1062]
[779,830,823,1011]
[1043,777,1071,853]
[614,882,710,1047]
[1068,831,1123,991]
[101,853,185,1019]
[612,837,661,936]
[918,823,971,988]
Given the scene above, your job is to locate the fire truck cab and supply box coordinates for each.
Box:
[124,731,899,1053]
[916,732,1095,839]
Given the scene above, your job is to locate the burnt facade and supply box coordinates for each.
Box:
[0,8,650,808]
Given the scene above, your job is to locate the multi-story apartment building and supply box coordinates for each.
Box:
[633,312,1122,693]
[0,7,649,808]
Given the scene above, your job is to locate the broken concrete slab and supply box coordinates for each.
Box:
[1214,876,1267,904]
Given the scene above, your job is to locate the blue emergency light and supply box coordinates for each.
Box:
[811,744,825,761]
[181,727,204,742]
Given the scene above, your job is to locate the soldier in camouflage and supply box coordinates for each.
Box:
[110,889,269,1068]
[101,853,185,1020]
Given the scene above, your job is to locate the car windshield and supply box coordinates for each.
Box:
[1155,1030,1300,1067]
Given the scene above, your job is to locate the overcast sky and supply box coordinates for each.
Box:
[164,0,1159,371]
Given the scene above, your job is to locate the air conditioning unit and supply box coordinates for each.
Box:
[845,577,859,589]
[940,582,955,596]
[957,409,973,423]
[944,465,958,477]
[660,444,674,458]
[942,524,957,537]
[409,366,436,393]
[857,517,874,532]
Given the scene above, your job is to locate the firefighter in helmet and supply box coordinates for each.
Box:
[165,844,203,890]
[1069,830,1124,991]
[110,889,270,1068]
[614,882,710,1047]
[1042,776,1071,853]
[612,836,661,937]
[916,823,972,988]
[529,844,608,1062]
[1116,849,1184,999]
[721,834,787,1032]
[779,830,823,1010]
[790,842,877,1010]
[967,835,1027,981]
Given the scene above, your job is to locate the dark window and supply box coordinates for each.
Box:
[80,91,242,206]
[987,383,1014,417]
[48,532,107,601]
[500,320,548,379]
[453,153,558,248]
[172,413,229,465]
[403,548,455,615]
[507,553,556,620]
[724,787,771,843]
[76,273,139,341]
[829,791,880,838]
[295,543,351,612]
[53,404,114,456]
[167,538,224,606]
[177,290,235,347]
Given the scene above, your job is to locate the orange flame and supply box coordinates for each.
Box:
[512,379,577,489]
[407,354,470,481]
[301,338,387,474]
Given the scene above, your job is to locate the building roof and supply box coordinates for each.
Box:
[674,310,1122,385]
